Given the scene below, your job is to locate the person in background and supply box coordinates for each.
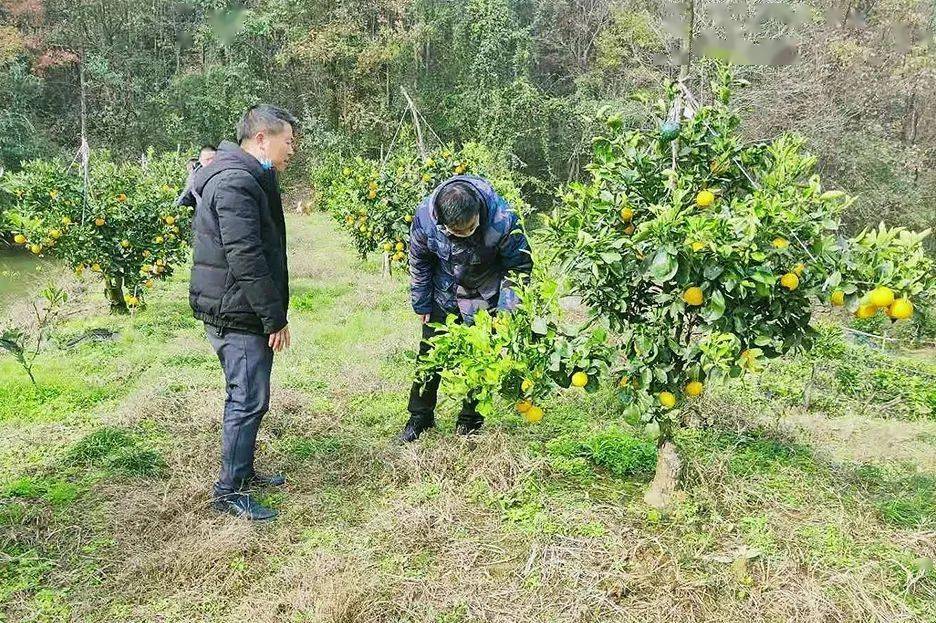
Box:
[185,106,296,520]
[197,144,217,168]
[400,176,533,443]
[178,145,217,207]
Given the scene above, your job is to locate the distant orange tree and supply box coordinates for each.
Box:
[1,150,188,312]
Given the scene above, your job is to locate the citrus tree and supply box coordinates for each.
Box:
[421,67,935,508]
[417,275,615,422]
[539,69,934,506]
[0,150,188,312]
[316,135,527,269]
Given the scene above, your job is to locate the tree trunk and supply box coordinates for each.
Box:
[104,275,128,314]
[644,437,682,509]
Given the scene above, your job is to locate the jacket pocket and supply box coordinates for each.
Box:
[219,273,250,314]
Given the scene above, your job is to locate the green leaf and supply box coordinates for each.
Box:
[704,264,724,280]
[648,248,678,284]
[701,289,726,322]
[531,317,548,335]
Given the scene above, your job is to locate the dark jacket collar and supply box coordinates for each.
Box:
[192,140,273,195]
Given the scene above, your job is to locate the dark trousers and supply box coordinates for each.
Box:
[407,308,481,426]
[205,324,274,496]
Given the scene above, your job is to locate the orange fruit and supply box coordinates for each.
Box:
[682,286,704,306]
[869,287,895,308]
[855,303,877,319]
[695,190,715,207]
[780,273,799,290]
[889,299,913,320]
[523,405,544,423]
[685,381,704,397]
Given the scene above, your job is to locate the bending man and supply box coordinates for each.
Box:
[401,175,532,442]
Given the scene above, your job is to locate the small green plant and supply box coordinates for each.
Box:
[65,427,136,464]
[106,447,166,478]
[583,428,658,477]
[0,283,67,386]
[545,428,657,478]
[417,276,614,418]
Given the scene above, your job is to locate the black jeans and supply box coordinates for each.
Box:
[407,307,481,426]
[205,324,274,497]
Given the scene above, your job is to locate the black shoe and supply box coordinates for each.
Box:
[455,415,483,436]
[399,416,435,443]
[212,492,278,521]
[249,472,286,487]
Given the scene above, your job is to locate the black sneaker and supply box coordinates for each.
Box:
[249,472,286,487]
[212,492,278,521]
[398,416,435,443]
[455,415,484,436]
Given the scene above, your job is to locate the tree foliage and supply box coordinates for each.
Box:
[423,69,935,437]
[0,151,188,310]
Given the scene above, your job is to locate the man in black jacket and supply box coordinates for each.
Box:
[187,105,297,521]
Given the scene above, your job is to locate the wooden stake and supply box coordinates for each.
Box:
[400,86,427,159]
[79,55,90,225]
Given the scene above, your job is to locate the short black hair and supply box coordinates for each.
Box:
[199,144,217,153]
[436,181,482,229]
[236,104,298,143]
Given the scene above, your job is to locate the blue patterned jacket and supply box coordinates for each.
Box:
[409,175,532,321]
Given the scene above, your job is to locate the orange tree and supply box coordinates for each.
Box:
[0,150,188,312]
[317,136,527,268]
[419,69,934,508]
[417,274,615,422]
[539,70,934,506]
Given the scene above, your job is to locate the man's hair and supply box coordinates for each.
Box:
[236,105,298,144]
[436,181,482,229]
[199,144,217,154]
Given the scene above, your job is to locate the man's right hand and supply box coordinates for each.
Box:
[419,313,430,324]
[269,324,291,352]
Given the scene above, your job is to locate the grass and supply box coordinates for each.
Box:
[1,211,934,623]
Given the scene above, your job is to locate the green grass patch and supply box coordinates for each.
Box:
[853,464,936,529]
[65,427,136,464]
[544,426,656,479]
[0,370,116,423]
[105,447,166,477]
[64,426,167,478]
[131,299,200,338]
[162,351,217,370]
[291,283,354,312]
[279,434,346,461]
[2,477,80,507]
[0,546,55,605]
[680,427,816,477]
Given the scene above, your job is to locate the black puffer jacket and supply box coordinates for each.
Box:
[187,141,289,335]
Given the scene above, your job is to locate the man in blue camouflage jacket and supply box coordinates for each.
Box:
[400,175,532,442]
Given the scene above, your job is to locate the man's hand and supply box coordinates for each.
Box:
[269,325,291,352]
[419,313,430,324]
